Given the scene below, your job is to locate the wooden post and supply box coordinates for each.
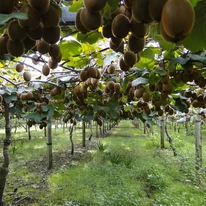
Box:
[82,121,86,147]
[195,120,202,170]
[185,118,189,135]
[160,119,165,149]
[95,122,99,137]
[47,117,52,170]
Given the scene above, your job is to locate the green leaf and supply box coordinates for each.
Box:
[132,77,149,87]
[0,12,28,25]
[183,0,206,52]
[189,0,201,7]
[104,52,119,65]
[4,94,17,103]
[77,31,103,44]
[59,39,82,59]
[69,0,83,12]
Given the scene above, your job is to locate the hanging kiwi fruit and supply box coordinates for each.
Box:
[83,0,107,12]
[28,0,50,14]
[75,8,89,34]
[161,0,195,42]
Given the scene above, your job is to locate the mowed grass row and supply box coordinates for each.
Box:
[2,120,206,205]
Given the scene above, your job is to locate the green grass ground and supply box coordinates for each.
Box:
[1,120,206,205]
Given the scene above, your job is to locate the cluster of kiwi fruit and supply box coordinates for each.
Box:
[104,81,122,100]
[0,0,61,58]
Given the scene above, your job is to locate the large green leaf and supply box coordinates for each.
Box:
[69,0,83,12]
[0,12,28,25]
[77,31,103,44]
[183,0,206,52]
[59,39,82,59]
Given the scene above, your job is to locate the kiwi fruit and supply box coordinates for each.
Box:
[142,92,150,102]
[28,0,50,14]
[36,39,50,54]
[18,4,41,28]
[158,109,163,116]
[49,44,60,58]
[20,93,28,101]
[0,0,16,14]
[148,0,167,22]
[104,85,110,93]
[111,14,130,38]
[128,34,144,53]
[119,57,130,71]
[23,71,31,82]
[23,36,36,51]
[161,0,195,42]
[149,84,156,92]
[16,63,24,72]
[42,26,61,44]
[87,67,98,78]
[124,50,137,67]
[41,4,60,28]
[75,8,89,34]
[132,0,153,23]
[107,64,115,74]
[27,23,43,40]
[26,92,33,100]
[114,83,121,93]
[80,8,102,31]
[0,35,9,54]
[102,23,113,38]
[111,5,131,19]
[130,18,148,38]
[107,81,114,91]
[84,0,107,11]
[48,58,58,69]
[51,52,62,63]
[80,70,88,81]
[134,88,144,98]
[7,39,25,57]
[160,22,175,43]
[161,72,169,84]
[7,20,27,41]
[124,0,132,8]
[42,64,50,76]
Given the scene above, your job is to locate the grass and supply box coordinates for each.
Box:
[1,120,206,205]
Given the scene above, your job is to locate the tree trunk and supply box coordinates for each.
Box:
[28,125,31,140]
[82,121,86,147]
[70,124,74,155]
[195,120,202,170]
[0,102,12,206]
[160,119,165,149]
[47,117,52,170]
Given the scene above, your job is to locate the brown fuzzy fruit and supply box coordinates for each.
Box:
[28,0,50,14]
[134,88,144,98]
[49,44,60,58]
[161,0,195,42]
[80,8,102,31]
[124,50,137,67]
[41,4,60,28]
[132,0,153,23]
[18,4,41,28]
[7,20,27,41]
[42,26,61,44]
[0,35,9,54]
[128,34,144,53]
[23,36,36,51]
[26,92,33,100]
[7,39,25,57]
[160,22,175,43]
[142,92,150,102]
[119,57,130,71]
[27,23,43,40]
[83,0,107,11]
[130,19,148,38]
[16,63,24,72]
[87,67,98,78]
[107,81,114,91]
[75,8,89,34]
[0,0,16,14]
[111,14,130,38]
[80,70,88,81]
[102,23,113,38]
[48,58,58,69]
[23,71,31,82]
[114,83,121,93]
[36,39,50,54]
[42,64,50,76]
[148,0,167,22]
[107,64,115,74]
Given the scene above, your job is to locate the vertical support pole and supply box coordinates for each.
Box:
[195,120,202,170]
[160,119,165,149]
[47,117,52,170]
[82,121,86,147]
[185,117,189,135]
[95,121,99,137]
